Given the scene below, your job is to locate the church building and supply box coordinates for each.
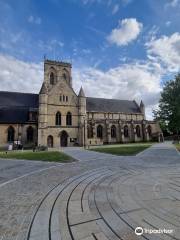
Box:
[0,59,162,148]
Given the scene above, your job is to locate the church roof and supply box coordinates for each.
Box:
[140,100,145,107]
[86,97,141,114]
[0,91,38,123]
[0,91,142,123]
[0,91,39,108]
[78,86,85,97]
[0,107,33,123]
[39,83,48,94]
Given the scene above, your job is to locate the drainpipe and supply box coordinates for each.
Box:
[84,117,86,149]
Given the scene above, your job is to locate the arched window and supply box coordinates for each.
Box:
[47,135,53,148]
[62,69,69,83]
[124,125,129,138]
[66,112,72,126]
[111,125,116,138]
[136,125,141,138]
[97,125,103,138]
[56,112,61,126]
[87,124,93,138]
[7,126,15,142]
[50,72,55,85]
[63,73,67,80]
[147,125,152,137]
[27,126,34,142]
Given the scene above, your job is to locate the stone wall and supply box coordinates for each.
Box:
[86,117,161,145]
[0,124,37,147]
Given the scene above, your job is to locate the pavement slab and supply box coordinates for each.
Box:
[0,142,180,240]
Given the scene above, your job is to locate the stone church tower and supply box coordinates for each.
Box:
[38,59,85,147]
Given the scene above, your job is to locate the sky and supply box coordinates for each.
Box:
[0,0,180,119]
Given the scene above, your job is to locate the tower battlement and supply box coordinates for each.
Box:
[44,59,72,68]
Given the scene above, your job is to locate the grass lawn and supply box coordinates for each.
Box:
[0,151,73,162]
[89,142,153,149]
[175,144,180,151]
[90,144,151,156]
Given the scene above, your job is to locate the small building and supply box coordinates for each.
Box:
[0,59,163,148]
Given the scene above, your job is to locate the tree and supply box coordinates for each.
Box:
[153,73,180,137]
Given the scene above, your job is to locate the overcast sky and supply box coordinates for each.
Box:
[0,0,180,119]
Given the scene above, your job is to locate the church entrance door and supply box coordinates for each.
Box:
[60,131,68,147]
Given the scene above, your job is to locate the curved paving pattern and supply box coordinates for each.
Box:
[0,143,180,240]
[26,168,180,240]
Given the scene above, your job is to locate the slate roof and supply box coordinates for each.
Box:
[78,87,85,97]
[0,91,38,123]
[86,97,141,114]
[0,91,142,123]
[0,91,38,108]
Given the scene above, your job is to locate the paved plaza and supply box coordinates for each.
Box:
[0,143,180,240]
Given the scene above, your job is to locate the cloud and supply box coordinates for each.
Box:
[38,39,64,55]
[165,21,171,27]
[0,27,25,53]
[146,32,180,72]
[112,4,119,14]
[28,15,41,25]
[122,0,133,5]
[107,18,143,46]
[81,0,102,5]
[73,61,162,119]
[146,25,159,42]
[0,54,43,93]
[80,0,133,8]
[82,48,92,54]
[0,24,64,59]
[86,26,106,36]
[166,0,180,7]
